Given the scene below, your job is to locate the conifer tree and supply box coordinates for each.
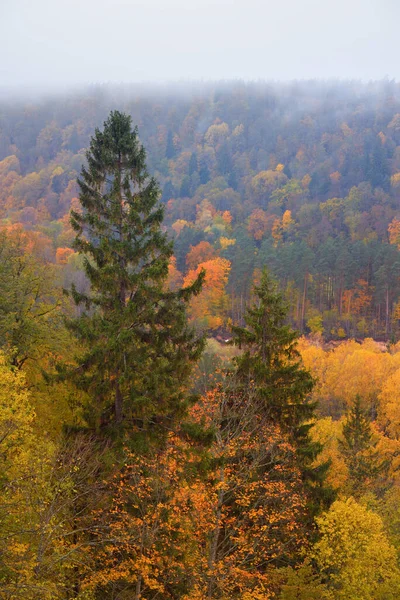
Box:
[339,396,389,496]
[66,111,203,434]
[231,269,332,509]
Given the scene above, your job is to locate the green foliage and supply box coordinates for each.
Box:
[66,111,204,436]
[231,269,333,511]
[339,396,389,496]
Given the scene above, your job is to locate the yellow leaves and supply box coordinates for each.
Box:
[251,169,288,201]
[171,218,190,235]
[314,498,400,600]
[378,368,400,439]
[219,236,236,250]
[204,122,230,146]
[0,353,35,472]
[8,541,30,557]
[311,417,348,490]
[282,209,294,231]
[299,338,396,415]
[388,216,400,248]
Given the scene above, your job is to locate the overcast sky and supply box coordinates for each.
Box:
[1,0,399,89]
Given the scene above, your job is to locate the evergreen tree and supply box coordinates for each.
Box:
[165,130,176,159]
[161,179,175,203]
[179,174,191,198]
[339,396,389,496]
[231,269,332,509]
[188,151,198,176]
[198,157,210,184]
[66,111,204,435]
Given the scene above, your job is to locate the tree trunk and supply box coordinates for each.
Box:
[207,469,225,599]
[135,574,142,600]
[301,272,308,332]
[115,378,123,424]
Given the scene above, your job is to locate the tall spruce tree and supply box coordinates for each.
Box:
[339,396,389,497]
[66,111,204,434]
[231,269,332,510]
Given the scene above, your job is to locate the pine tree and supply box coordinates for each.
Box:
[66,111,204,435]
[231,269,332,509]
[339,396,389,496]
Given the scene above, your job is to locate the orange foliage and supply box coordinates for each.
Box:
[188,386,308,598]
[184,257,230,330]
[247,209,273,241]
[86,435,207,598]
[330,171,341,185]
[167,256,183,291]
[0,223,53,261]
[186,241,215,270]
[55,247,74,265]
[221,210,232,226]
[342,279,372,315]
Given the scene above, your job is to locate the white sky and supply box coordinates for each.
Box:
[1,0,399,88]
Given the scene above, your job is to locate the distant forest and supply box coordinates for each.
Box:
[2,81,400,339]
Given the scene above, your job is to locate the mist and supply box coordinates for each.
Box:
[1,0,399,91]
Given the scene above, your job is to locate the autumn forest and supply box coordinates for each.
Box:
[1,82,400,599]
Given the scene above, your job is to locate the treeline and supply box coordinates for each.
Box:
[2,81,400,338]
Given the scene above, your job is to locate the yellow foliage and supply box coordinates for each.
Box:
[219,236,236,250]
[311,418,348,490]
[0,354,35,475]
[281,209,294,231]
[314,498,400,599]
[388,216,400,248]
[204,122,229,146]
[299,339,395,416]
[172,219,190,235]
[378,368,400,439]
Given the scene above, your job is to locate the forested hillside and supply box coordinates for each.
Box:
[2,81,400,339]
[1,94,400,599]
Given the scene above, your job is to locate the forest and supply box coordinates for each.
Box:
[1,84,400,598]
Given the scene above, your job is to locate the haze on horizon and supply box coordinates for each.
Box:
[1,0,399,91]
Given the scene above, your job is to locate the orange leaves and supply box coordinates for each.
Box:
[330,171,341,185]
[55,247,74,265]
[87,435,199,598]
[186,385,308,598]
[86,382,310,599]
[342,279,372,315]
[247,209,273,241]
[186,241,215,270]
[167,256,183,291]
[184,257,231,330]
